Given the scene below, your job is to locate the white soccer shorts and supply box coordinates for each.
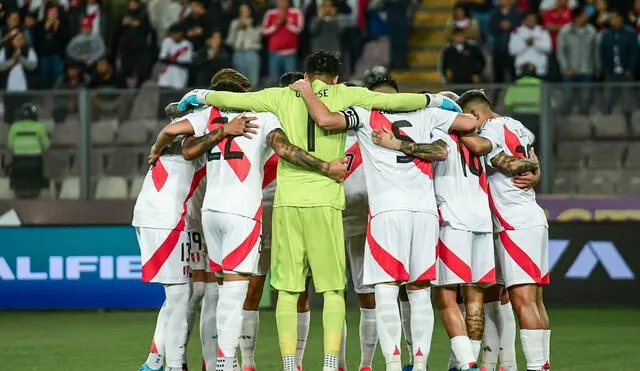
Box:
[186,231,210,272]
[202,210,262,275]
[137,227,190,284]
[347,233,374,294]
[363,211,439,285]
[433,227,496,287]
[496,226,550,288]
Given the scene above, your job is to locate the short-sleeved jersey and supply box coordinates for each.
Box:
[183,107,282,220]
[203,80,428,210]
[433,130,493,233]
[132,136,206,231]
[479,116,548,231]
[349,107,458,218]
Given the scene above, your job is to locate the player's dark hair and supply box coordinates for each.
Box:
[363,66,398,92]
[210,68,252,91]
[211,81,248,93]
[167,23,183,34]
[279,71,304,87]
[305,50,340,78]
[457,89,492,110]
[343,80,362,87]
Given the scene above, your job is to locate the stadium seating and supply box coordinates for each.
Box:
[59,177,81,199]
[0,177,13,199]
[95,176,128,199]
[129,176,145,199]
[586,142,626,168]
[556,115,591,139]
[619,171,640,195]
[592,114,628,138]
[552,167,579,194]
[578,169,619,194]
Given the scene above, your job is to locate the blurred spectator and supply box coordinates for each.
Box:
[384,0,411,69]
[458,0,492,43]
[557,6,597,114]
[1,11,23,48]
[212,0,239,40]
[0,31,38,123]
[71,0,111,43]
[227,3,262,88]
[628,0,640,33]
[26,0,70,21]
[261,0,303,86]
[66,17,106,71]
[151,0,191,41]
[538,0,576,12]
[23,12,39,47]
[446,4,481,41]
[88,58,128,119]
[543,0,573,81]
[193,31,232,86]
[53,62,88,123]
[157,24,192,117]
[489,0,522,82]
[515,0,531,13]
[600,10,638,113]
[309,0,341,56]
[337,0,360,76]
[592,0,611,28]
[504,63,542,113]
[183,0,212,52]
[582,0,597,19]
[439,28,486,84]
[509,12,551,77]
[39,7,69,88]
[114,0,155,88]
[7,103,49,199]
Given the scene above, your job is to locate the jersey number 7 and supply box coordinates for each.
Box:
[207,116,245,161]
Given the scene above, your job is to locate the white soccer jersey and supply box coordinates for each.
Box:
[183,107,282,220]
[349,107,458,218]
[433,130,493,232]
[132,139,206,230]
[186,167,206,233]
[479,116,548,231]
[343,131,368,237]
[157,37,193,89]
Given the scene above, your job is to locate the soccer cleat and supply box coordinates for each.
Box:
[297,367,303,371]
[543,361,550,370]
[402,364,413,371]
[360,368,372,371]
[138,364,163,371]
[242,367,256,371]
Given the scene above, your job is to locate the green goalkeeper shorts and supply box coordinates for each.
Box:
[270,206,346,293]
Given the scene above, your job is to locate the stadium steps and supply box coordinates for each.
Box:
[393,0,454,89]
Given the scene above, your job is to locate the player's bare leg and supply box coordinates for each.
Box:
[375,282,403,371]
[445,287,465,370]
[462,285,485,361]
[186,269,207,370]
[398,286,413,371]
[201,271,220,371]
[296,279,311,370]
[480,285,502,371]
[217,272,252,370]
[357,293,377,371]
[405,280,434,371]
[536,287,551,369]
[240,274,266,371]
[509,284,545,371]
[436,286,477,371]
[140,301,169,371]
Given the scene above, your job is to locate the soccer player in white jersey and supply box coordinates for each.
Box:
[290,77,478,371]
[373,89,494,371]
[150,69,348,371]
[133,106,209,371]
[456,90,551,371]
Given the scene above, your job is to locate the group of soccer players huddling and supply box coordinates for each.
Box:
[132,50,551,371]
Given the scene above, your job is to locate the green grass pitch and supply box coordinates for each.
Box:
[0,308,638,370]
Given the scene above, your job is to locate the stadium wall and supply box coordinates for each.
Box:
[0,199,639,309]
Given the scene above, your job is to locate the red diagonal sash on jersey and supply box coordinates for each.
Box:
[503,124,525,158]
[222,206,263,270]
[366,213,410,282]
[142,166,207,282]
[207,107,251,182]
[437,239,472,282]
[262,154,279,188]
[151,159,168,192]
[499,230,543,284]
[161,45,190,74]
[369,110,432,177]
[345,141,363,180]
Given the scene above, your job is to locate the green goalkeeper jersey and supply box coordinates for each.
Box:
[205,80,427,209]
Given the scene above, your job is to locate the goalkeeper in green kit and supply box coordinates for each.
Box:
[177,51,462,371]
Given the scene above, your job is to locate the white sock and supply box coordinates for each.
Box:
[407,288,434,369]
[240,310,259,368]
[446,303,466,370]
[481,301,501,371]
[375,285,402,363]
[217,280,249,370]
[399,299,413,365]
[339,320,347,369]
[283,355,297,371]
[543,329,551,366]
[187,281,205,365]
[450,335,475,370]
[201,282,219,371]
[296,311,311,367]
[145,301,169,369]
[470,339,482,361]
[164,283,191,368]
[520,329,545,370]
[499,302,518,369]
[359,308,378,368]
[324,354,339,371]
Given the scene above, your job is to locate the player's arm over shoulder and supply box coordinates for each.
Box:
[490,151,539,177]
[296,84,358,131]
[459,118,499,155]
[205,87,283,114]
[342,85,427,112]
